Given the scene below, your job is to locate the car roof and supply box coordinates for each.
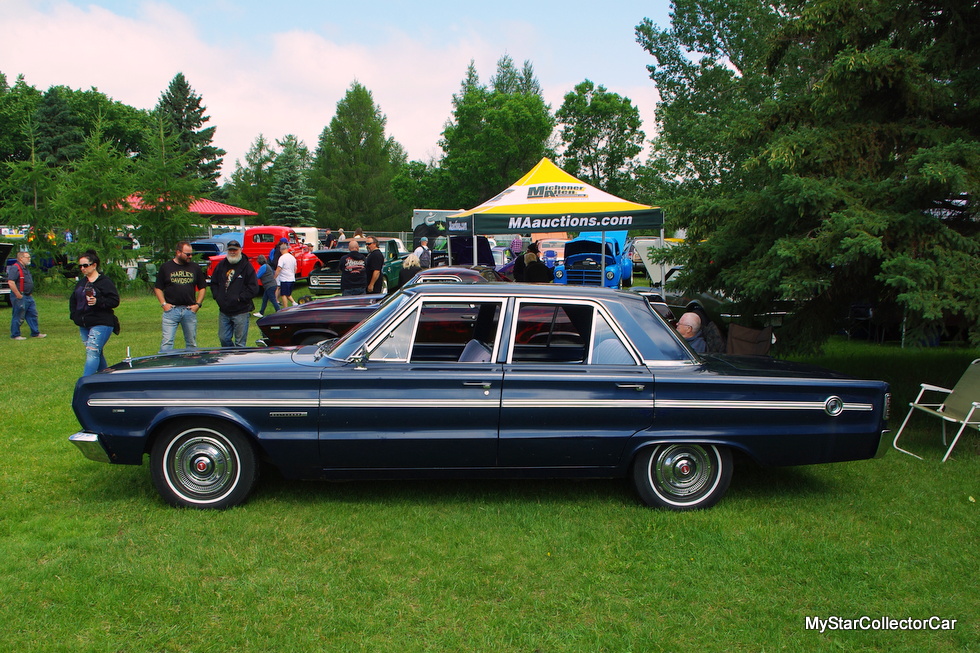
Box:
[401,282,633,302]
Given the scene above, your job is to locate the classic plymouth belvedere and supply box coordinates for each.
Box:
[69,284,890,510]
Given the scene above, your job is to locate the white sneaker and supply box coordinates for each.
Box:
[252,313,262,318]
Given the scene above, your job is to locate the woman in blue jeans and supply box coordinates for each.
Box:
[69,250,120,376]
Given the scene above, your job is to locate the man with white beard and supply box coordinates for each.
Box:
[210,240,259,347]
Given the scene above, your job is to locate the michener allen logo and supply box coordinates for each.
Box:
[526,184,588,200]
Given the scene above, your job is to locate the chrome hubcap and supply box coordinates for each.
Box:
[170,434,235,498]
[652,445,716,500]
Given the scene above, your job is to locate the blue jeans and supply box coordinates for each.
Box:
[160,306,198,352]
[343,288,366,296]
[80,325,113,376]
[10,294,40,338]
[218,311,250,347]
[258,286,280,314]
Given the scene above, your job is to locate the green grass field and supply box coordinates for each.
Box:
[1,289,977,652]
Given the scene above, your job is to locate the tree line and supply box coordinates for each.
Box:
[1,0,978,347]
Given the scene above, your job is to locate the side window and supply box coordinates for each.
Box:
[256,233,274,244]
[512,303,590,364]
[371,301,501,363]
[591,314,635,365]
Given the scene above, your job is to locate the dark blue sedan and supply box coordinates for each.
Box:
[69,284,890,510]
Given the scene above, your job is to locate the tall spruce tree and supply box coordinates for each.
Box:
[310,82,407,230]
[267,136,314,226]
[636,0,980,348]
[225,134,277,221]
[155,73,225,190]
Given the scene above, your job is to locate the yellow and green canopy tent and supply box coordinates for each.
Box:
[448,158,663,235]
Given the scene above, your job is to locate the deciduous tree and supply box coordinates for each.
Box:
[437,57,554,208]
[556,80,644,198]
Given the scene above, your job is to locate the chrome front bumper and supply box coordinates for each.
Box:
[69,431,111,464]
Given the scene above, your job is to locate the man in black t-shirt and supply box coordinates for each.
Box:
[338,239,367,295]
[365,236,385,294]
[153,241,207,352]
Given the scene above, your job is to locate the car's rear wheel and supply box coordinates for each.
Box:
[151,419,258,509]
[632,443,732,510]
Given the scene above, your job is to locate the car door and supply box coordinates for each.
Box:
[318,298,505,469]
[498,300,654,468]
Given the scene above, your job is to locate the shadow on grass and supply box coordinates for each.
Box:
[726,455,833,504]
[251,471,637,510]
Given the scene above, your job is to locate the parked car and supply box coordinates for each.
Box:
[257,266,507,346]
[307,238,407,296]
[553,231,633,288]
[69,284,890,511]
[205,226,321,282]
[189,233,244,274]
[1,242,13,305]
[256,294,385,346]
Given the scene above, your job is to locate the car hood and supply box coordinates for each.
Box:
[564,231,628,258]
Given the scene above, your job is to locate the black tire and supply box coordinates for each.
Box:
[632,443,732,510]
[150,419,258,509]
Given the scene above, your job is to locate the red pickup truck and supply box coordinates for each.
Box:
[206,226,321,281]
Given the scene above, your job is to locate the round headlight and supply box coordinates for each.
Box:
[605,270,615,280]
[554,270,564,279]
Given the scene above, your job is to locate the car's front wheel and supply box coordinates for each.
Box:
[632,443,732,510]
[151,419,258,509]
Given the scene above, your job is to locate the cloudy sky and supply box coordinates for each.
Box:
[1,0,673,181]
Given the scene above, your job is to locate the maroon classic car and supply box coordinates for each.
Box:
[256,266,505,346]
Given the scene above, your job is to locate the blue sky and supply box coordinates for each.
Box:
[2,1,673,180]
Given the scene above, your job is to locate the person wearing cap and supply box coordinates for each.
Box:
[154,241,207,352]
[413,236,432,268]
[269,236,289,269]
[210,240,259,347]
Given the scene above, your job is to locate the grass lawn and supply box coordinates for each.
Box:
[1,289,977,652]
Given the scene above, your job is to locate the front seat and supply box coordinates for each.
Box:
[458,339,492,363]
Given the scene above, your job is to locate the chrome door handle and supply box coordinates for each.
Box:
[616,383,646,391]
[463,382,492,389]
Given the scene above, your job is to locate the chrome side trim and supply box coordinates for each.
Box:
[88,398,319,408]
[503,399,651,409]
[87,397,871,412]
[657,399,874,412]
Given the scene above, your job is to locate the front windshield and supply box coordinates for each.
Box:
[324,291,413,360]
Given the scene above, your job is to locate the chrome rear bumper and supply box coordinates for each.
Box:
[69,431,111,464]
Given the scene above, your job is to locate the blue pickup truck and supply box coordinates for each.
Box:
[552,230,632,288]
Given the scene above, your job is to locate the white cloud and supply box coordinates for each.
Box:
[1,2,661,182]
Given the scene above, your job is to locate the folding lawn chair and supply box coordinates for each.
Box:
[893,358,980,462]
[726,324,773,356]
